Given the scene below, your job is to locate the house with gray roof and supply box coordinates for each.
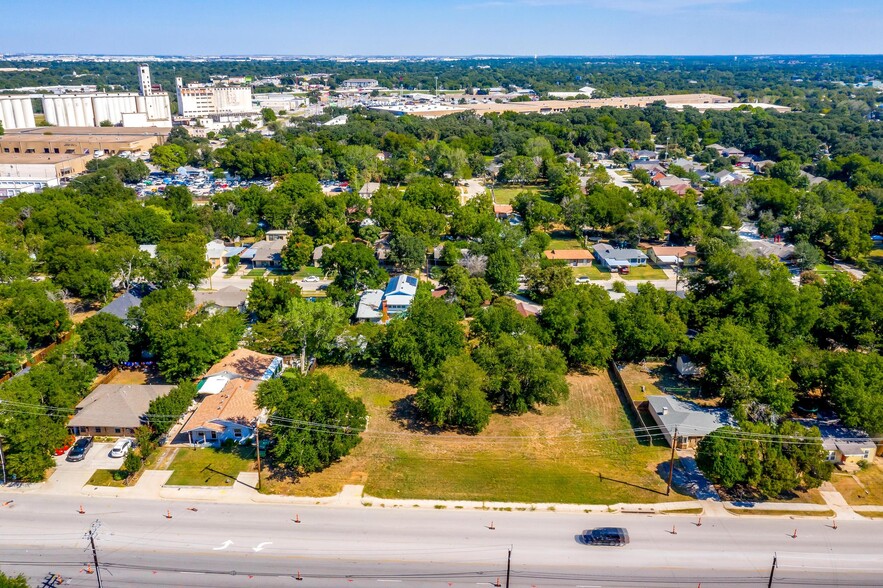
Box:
[68,384,175,437]
[592,243,648,269]
[98,291,144,321]
[194,286,247,313]
[356,275,419,323]
[647,394,735,448]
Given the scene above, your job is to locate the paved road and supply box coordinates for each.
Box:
[0,495,880,587]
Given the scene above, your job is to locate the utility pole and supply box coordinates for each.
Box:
[505,546,511,588]
[0,435,7,485]
[255,426,262,491]
[767,553,778,588]
[666,427,678,496]
[86,520,103,588]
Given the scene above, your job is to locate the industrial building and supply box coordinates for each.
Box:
[253,92,308,112]
[0,126,168,157]
[341,78,379,89]
[0,64,172,130]
[175,77,256,117]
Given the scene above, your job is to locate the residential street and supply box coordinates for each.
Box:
[0,494,880,587]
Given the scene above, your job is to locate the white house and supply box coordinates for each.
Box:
[182,378,263,446]
[356,274,418,323]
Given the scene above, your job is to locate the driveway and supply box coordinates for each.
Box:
[44,442,121,494]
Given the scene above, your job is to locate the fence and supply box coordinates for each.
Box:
[0,331,72,384]
[607,360,659,445]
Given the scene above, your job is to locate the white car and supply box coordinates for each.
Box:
[575,276,591,284]
[302,275,321,283]
[109,438,133,458]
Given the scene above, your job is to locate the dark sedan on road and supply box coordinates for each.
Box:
[582,527,630,546]
[65,437,94,462]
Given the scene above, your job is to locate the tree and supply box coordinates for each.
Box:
[485,248,519,295]
[611,150,631,167]
[320,242,387,292]
[441,264,492,316]
[473,333,569,414]
[226,254,241,275]
[0,572,29,588]
[280,232,314,272]
[0,323,26,374]
[0,281,71,347]
[792,239,822,271]
[278,299,350,373]
[540,285,615,369]
[525,263,573,301]
[261,107,278,123]
[415,353,491,432]
[145,381,198,434]
[77,313,130,369]
[152,235,208,289]
[157,310,245,382]
[386,291,465,378]
[149,144,188,174]
[499,156,539,185]
[247,276,301,322]
[403,177,459,214]
[257,373,367,474]
[97,234,149,292]
[612,283,687,361]
[388,234,428,272]
[821,351,883,436]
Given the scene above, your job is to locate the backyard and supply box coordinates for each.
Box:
[261,365,686,504]
[166,445,257,486]
[489,185,545,204]
[832,463,883,506]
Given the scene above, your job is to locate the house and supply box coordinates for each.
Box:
[670,158,705,174]
[544,249,594,267]
[630,160,666,175]
[675,355,701,378]
[194,286,247,313]
[635,150,658,161]
[562,152,582,167]
[206,239,246,268]
[655,176,692,195]
[823,439,876,468]
[68,384,175,437]
[241,238,286,269]
[751,160,776,174]
[592,243,648,270]
[722,147,745,159]
[713,170,748,187]
[705,143,726,155]
[182,378,263,446]
[98,291,144,321]
[493,204,514,219]
[738,239,795,262]
[204,348,283,382]
[647,245,699,267]
[647,395,735,448]
[265,229,291,242]
[356,274,418,323]
[358,182,381,199]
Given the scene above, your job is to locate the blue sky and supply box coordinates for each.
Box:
[3,0,882,56]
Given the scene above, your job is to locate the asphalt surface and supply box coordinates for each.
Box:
[1,495,881,587]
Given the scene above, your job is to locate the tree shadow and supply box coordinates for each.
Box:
[598,471,667,497]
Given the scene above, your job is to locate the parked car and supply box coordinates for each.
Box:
[618,266,630,275]
[302,275,320,282]
[109,438,133,458]
[582,527,630,546]
[66,437,94,462]
[575,276,590,284]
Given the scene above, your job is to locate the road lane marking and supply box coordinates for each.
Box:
[252,542,273,552]
[376,581,402,583]
[212,540,233,550]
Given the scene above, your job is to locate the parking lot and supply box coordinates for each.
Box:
[44,442,123,493]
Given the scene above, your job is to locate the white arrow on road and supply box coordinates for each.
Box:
[252,542,273,552]
[212,540,233,551]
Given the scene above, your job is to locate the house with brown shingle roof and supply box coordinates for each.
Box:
[204,348,283,382]
[543,249,594,267]
[182,379,263,445]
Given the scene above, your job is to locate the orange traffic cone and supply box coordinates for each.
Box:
[296,570,303,581]
[833,518,838,530]
[488,521,495,530]
[294,513,301,523]
[165,510,173,519]
[493,578,502,587]
[78,505,85,514]
[84,564,94,574]
[672,525,677,535]
[792,528,798,538]
[696,516,702,527]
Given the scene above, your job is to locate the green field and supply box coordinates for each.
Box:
[293,266,324,279]
[489,185,543,204]
[166,446,256,486]
[620,264,669,280]
[546,230,585,250]
[244,269,266,278]
[262,366,685,504]
[572,263,611,280]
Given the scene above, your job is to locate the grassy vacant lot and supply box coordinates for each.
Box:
[293,266,324,279]
[107,368,166,386]
[166,445,256,486]
[546,230,585,250]
[620,264,669,280]
[489,185,543,204]
[832,464,883,506]
[572,263,611,280]
[618,363,705,405]
[263,366,685,504]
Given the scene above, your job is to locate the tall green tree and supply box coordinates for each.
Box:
[415,353,492,432]
[540,285,615,369]
[77,313,131,370]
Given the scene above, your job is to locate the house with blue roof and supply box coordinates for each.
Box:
[356,275,419,323]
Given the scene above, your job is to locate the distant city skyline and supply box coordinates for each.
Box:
[3,0,882,56]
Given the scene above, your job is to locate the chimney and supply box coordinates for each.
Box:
[381,299,389,323]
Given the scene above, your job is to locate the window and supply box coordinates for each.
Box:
[13,148,19,153]
[53,148,59,154]
[210,431,217,440]
[95,427,102,433]
[114,428,121,434]
[234,429,243,438]
[43,148,50,153]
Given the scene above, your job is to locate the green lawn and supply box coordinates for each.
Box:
[620,264,669,280]
[814,263,839,274]
[87,469,129,487]
[244,269,266,278]
[572,263,612,280]
[546,230,585,250]
[262,366,685,504]
[490,185,543,204]
[293,266,324,279]
[166,445,257,486]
